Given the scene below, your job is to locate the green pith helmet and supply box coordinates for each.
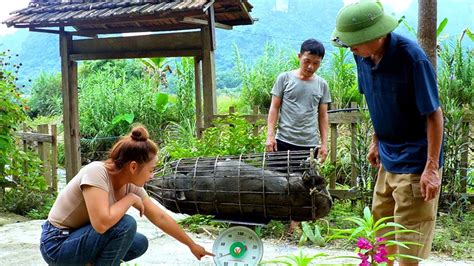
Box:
[331,0,398,47]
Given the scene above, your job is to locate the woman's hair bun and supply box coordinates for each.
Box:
[130,126,149,141]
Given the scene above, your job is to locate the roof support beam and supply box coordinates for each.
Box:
[201,25,216,129]
[69,31,202,60]
[30,27,97,38]
[70,50,201,61]
[60,34,81,182]
[181,17,232,30]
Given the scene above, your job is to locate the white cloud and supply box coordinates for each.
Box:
[342,0,414,14]
[0,0,31,36]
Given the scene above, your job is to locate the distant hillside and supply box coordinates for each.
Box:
[1,0,472,93]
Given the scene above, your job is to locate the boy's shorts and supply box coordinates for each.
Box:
[372,166,442,263]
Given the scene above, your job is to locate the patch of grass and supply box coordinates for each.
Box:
[432,211,474,259]
[259,220,286,239]
[177,214,227,233]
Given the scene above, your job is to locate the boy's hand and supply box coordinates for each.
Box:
[318,145,328,163]
[265,136,277,152]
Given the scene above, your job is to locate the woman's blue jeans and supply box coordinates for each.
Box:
[40,214,148,265]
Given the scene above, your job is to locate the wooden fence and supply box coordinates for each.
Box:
[207,105,473,201]
[15,124,58,191]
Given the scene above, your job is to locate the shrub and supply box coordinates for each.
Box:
[27,72,62,117]
[78,59,178,161]
[0,50,52,217]
[161,114,265,160]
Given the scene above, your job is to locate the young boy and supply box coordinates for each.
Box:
[266,38,331,163]
[266,39,331,233]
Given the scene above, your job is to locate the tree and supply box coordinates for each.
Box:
[417,0,437,69]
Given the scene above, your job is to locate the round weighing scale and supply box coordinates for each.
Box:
[213,226,264,266]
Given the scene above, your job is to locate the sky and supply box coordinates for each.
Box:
[0,0,417,36]
[0,0,30,36]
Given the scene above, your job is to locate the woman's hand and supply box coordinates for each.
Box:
[130,193,145,217]
[189,243,214,260]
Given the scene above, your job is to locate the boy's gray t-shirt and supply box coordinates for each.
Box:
[271,70,331,147]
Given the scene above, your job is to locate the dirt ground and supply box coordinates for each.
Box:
[0,205,472,266]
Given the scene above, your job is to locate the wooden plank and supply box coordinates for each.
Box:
[71,23,201,36]
[51,125,58,191]
[350,123,357,187]
[201,25,217,128]
[194,56,203,138]
[60,34,81,182]
[71,31,202,55]
[328,112,362,124]
[330,124,338,189]
[329,189,362,200]
[37,124,52,188]
[70,49,200,61]
[252,106,259,136]
[15,132,53,143]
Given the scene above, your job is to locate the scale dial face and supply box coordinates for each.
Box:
[213,226,264,266]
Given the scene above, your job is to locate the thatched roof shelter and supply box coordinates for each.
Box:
[5,0,253,33]
[4,0,254,181]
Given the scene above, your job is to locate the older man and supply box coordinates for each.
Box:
[331,1,444,265]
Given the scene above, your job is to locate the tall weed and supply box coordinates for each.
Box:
[78,60,177,161]
[321,48,362,108]
[235,43,297,112]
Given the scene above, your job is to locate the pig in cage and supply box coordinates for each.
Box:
[146,150,332,223]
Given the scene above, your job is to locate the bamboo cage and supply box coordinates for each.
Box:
[146,150,332,223]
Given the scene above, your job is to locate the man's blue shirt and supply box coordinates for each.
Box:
[354,32,444,174]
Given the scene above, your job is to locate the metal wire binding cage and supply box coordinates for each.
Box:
[146,150,332,223]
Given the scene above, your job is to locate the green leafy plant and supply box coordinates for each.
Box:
[172,57,196,124]
[322,48,362,108]
[299,221,328,247]
[437,30,473,217]
[332,207,422,265]
[0,50,28,176]
[139,57,171,88]
[78,59,177,161]
[0,50,54,217]
[161,114,265,160]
